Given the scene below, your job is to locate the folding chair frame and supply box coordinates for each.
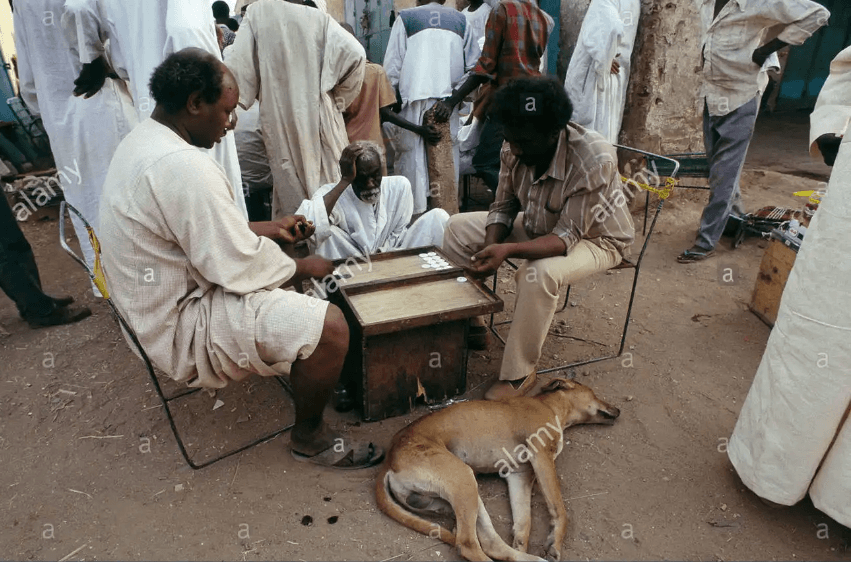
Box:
[489,146,679,374]
[59,202,295,469]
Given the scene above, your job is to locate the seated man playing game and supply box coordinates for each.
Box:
[98,48,382,469]
[296,140,449,260]
[443,76,635,400]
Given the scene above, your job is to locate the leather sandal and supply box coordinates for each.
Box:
[484,371,538,401]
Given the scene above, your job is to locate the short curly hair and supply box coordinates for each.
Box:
[489,75,573,135]
[149,48,225,115]
[212,1,230,19]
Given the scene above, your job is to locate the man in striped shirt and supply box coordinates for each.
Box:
[443,76,635,401]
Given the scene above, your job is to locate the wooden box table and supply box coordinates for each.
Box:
[329,246,503,421]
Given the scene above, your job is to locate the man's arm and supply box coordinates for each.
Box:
[223,14,259,110]
[433,3,506,122]
[13,14,39,115]
[753,1,830,66]
[379,106,441,144]
[62,0,112,98]
[382,15,406,92]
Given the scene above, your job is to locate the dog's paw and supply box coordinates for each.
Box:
[512,536,529,552]
[544,544,561,562]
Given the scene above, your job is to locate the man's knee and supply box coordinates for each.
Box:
[515,259,560,295]
[319,303,349,354]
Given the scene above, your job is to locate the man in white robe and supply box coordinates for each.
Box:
[13,0,137,272]
[296,141,449,260]
[225,0,366,217]
[99,49,383,469]
[563,0,640,144]
[382,0,481,214]
[727,47,850,527]
[62,0,248,219]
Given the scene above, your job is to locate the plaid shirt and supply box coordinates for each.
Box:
[472,0,552,85]
[486,123,635,257]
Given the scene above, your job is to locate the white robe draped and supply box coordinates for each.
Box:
[728,49,851,527]
[14,0,137,271]
[61,0,248,219]
[295,176,449,260]
[564,0,640,144]
[225,0,366,217]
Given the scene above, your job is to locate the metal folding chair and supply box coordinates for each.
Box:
[59,202,296,469]
[489,146,679,373]
[641,151,709,235]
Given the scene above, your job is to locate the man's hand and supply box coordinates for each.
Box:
[250,215,314,243]
[610,58,620,75]
[419,124,442,145]
[431,99,455,123]
[276,215,315,243]
[293,255,335,283]
[73,57,109,98]
[469,243,511,276]
[816,133,842,167]
[338,144,361,184]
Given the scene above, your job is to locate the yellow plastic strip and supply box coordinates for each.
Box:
[622,175,676,200]
[86,226,110,299]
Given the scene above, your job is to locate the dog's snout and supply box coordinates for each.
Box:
[601,405,620,419]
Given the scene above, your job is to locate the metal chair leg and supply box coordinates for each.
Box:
[59,201,297,470]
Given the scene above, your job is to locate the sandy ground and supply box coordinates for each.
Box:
[0,117,850,561]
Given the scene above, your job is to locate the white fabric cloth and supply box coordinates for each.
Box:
[62,0,248,220]
[382,99,461,214]
[728,125,851,526]
[225,0,366,217]
[383,5,478,213]
[234,105,272,194]
[99,118,329,389]
[295,175,449,260]
[564,0,639,144]
[696,0,829,117]
[383,5,481,106]
[810,46,851,157]
[14,0,137,272]
[463,3,492,46]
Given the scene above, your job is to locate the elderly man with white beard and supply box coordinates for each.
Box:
[296,141,449,260]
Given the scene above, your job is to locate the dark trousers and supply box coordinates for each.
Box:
[0,194,54,317]
[472,118,505,192]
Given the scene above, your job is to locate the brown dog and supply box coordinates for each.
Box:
[375,379,620,561]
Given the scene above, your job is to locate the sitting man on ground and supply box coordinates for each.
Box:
[443,76,635,400]
[296,140,449,260]
[98,48,383,469]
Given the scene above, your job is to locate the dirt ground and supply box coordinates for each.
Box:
[0,113,850,561]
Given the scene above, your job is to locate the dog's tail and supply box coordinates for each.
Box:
[375,468,456,546]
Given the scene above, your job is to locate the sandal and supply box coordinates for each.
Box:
[291,440,384,470]
[677,246,716,263]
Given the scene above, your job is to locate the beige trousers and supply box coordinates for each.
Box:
[443,212,623,380]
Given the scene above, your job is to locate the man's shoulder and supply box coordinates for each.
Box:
[382,175,413,193]
[400,4,467,37]
[365,62,389,81]
[564,122,617,171]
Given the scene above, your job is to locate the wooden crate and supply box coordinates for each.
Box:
[330,247,503,421]
[750,239,798,327]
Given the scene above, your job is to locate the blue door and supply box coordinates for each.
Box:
[775,0,850,111]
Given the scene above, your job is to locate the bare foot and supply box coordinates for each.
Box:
[290,422,342,457]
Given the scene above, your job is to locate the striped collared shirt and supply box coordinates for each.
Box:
[486,123,635,257]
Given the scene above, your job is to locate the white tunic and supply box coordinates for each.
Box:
[728,49,851,527]
[14,0,137,271]
[295,176,450,260]
[225,0,366,217]
[99,119,329,388]
[564,0,639,144]
[61,0,248,219]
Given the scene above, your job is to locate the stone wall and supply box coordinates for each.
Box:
[559,0,704,154]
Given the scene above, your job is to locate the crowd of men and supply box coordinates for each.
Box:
[2,0,837,469]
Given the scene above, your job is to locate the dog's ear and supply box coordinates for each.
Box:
[542,378,576,393]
